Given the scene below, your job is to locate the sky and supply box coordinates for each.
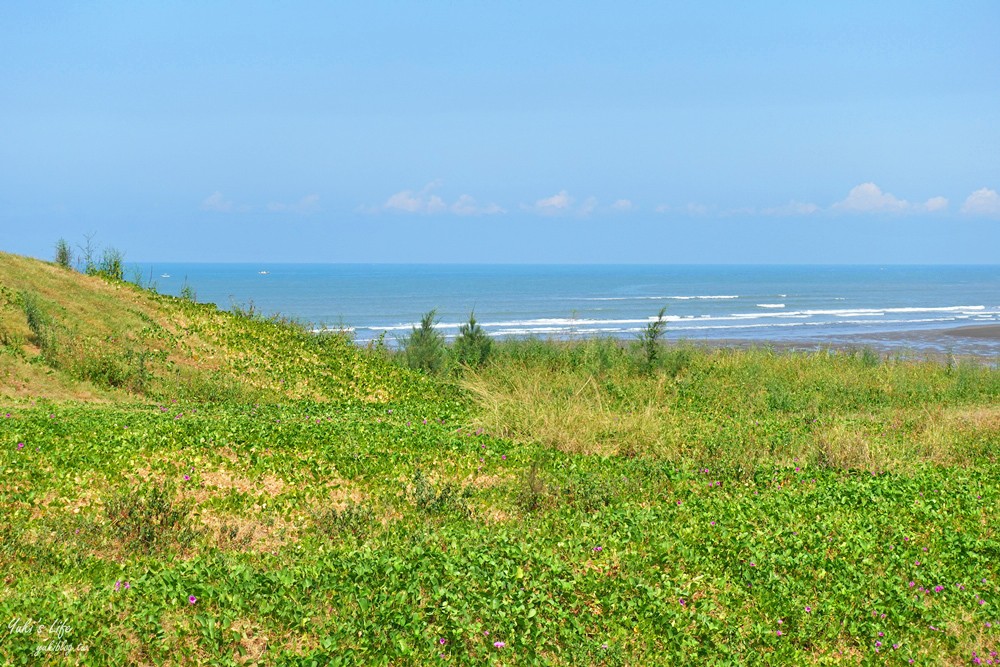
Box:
[2,1,999,264]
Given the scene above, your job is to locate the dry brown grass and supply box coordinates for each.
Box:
[463,365,668,456]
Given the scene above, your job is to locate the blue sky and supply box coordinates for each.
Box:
[2,1,999,263]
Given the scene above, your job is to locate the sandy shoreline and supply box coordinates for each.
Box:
[942,324,1000,340]
[673,323,1000,362]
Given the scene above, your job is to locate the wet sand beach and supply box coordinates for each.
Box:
[679,323,1000,362]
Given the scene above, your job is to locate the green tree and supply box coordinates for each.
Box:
[404,309,445,373]
[640,306,667,369]
[97,247,125,281]
[454,311,492,368]
[54,238,73,269]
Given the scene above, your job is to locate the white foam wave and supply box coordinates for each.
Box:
[581,295,739,301]
[757,304,785,309]
[345,305,997,337]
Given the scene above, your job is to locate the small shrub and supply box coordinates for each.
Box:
[315,501,376,540]
[405,469,470,516]
[517,462,551,513]
[557,472,614,513]
[404,309,445,374]
[54,238,73,269]
[639,306,668,369]
[179,281,196,302]
[78,348,151,393]
[96,247,125,281]
[104,482,192,553]
[454,311,492,368]
[19,290,58,362]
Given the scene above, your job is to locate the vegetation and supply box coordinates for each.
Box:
[404,309,446,374]
[54,238,73,269]
[639,305,667,369]
[454,311,492,368]
[1,250,998,665]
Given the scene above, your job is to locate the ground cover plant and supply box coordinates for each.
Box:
[1,251,999,665]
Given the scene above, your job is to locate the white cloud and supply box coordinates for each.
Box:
[381,182,448,214]
[201,191,234,212]
[922,196,948,213]
[611,199,634,212]
[960,188,1000,217]
[832,183,947,214]
[833,183,910,213]
[524,191,604,216]
[528,190,574,215]
[372,182,502,216]
[268,194,320,214]
[655,202,710,216]
[761,200,820,216]
[451,194,505,216]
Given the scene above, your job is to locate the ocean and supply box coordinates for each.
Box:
[138,264,1000,356]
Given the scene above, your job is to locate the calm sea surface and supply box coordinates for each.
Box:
[139,264,1000,355]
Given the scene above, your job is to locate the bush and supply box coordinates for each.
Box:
[54,239,73,269]
[315,502,376,540]
[96,247,125,281]
[19,290,58,363]
[454,311,492,368]
[639,306,667,369]
[104,482,192,553]
[405,469,471,516]
[404,309,445,373]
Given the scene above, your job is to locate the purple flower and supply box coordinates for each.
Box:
[593,546,603,552]
[934,585,943,592]
[438,638,446,645]
[115,580,122,591]
[188,595,197,605]
[805,606,812,613]
[183,475,190,481]
[679,598,685,606]
[16,442,24,450]
[776,630,782,636]
[493,641,505,649]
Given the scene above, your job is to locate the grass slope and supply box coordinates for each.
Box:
[0,251,436,404]
[1,251,998,665]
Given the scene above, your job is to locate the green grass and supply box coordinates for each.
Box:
[1,252,999,665]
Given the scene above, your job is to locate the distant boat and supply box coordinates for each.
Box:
[160,273,170,278]
[259,271,269,275]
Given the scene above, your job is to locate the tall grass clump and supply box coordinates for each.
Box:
[404,309,445,374]
[453,311,492,368]
[19,290,58,362]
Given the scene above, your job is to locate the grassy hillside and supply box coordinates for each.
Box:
[1,251,999,665]
[0,251,436,404]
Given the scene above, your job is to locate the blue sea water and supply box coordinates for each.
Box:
[139,264,1000,355]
